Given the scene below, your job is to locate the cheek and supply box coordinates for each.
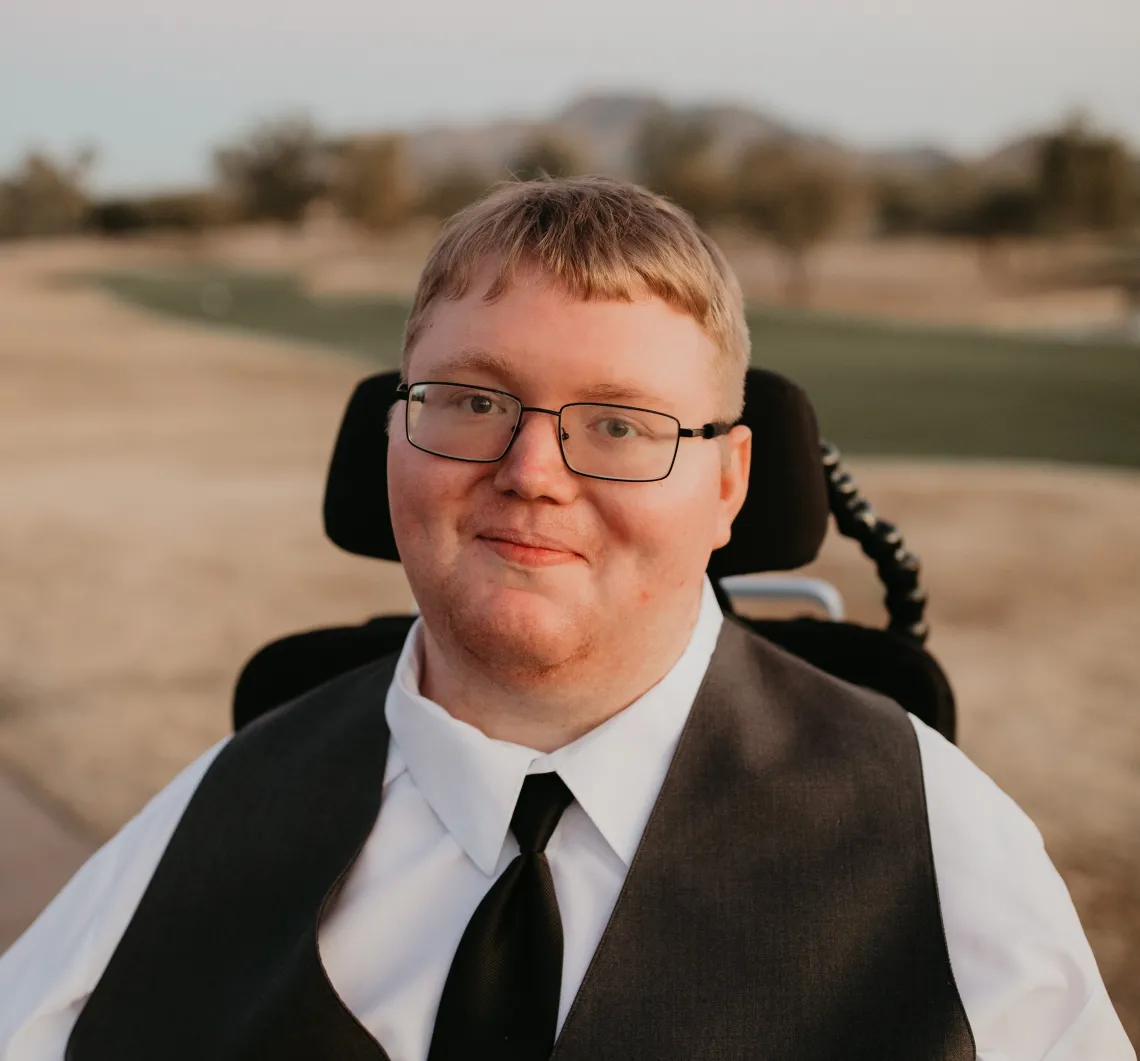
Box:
[388,445,480,551]
[596,471,723,582]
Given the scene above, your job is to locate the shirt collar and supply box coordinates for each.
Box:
[384,578,724,875]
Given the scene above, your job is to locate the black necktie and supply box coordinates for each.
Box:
[428,772,575,1061]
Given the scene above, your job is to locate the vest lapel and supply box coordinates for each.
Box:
[551,618,974,1061]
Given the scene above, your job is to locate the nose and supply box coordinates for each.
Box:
[492,409,576,502]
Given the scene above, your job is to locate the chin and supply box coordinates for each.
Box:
[439,580,591,675]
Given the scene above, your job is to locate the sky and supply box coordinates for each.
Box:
[3,0,1139,194]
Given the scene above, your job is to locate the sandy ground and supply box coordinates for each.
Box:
[0,237,1137,1041]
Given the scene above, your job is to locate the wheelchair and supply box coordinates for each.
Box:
[233,368,958,744]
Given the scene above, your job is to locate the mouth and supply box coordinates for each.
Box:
[476,530,585,568]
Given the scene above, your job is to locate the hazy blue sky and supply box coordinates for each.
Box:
[4,0,1138,193]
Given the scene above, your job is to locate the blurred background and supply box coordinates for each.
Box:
[1,0,1138,1042]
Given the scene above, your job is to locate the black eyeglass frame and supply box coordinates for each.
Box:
[395,380,736,483]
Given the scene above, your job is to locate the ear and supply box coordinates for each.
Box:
[712,424,752,551]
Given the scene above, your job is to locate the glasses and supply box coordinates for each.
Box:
[396,381,735,483]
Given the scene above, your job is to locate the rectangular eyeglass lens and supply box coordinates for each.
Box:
[408,384,518,460]
[561,404,678,480]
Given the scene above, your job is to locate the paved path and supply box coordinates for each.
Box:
[0,768,95,953]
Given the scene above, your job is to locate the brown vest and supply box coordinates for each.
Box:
[67,618,975,1060]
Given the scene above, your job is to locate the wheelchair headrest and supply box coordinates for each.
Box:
[324,367,829,576]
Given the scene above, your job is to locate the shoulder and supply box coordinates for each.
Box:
[721,616,917,745]
[0,738,230,1041]
[909,716,1134,1058]
[907,714,1061,958]
[232,650,402,739]
[908,713,1046,870]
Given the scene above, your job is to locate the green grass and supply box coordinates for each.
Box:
[94,268,410,365]
[91,267,1140,468]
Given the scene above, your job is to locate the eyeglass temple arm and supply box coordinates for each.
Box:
[679,423,735,439]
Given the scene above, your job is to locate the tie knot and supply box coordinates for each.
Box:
[511,773,573,854]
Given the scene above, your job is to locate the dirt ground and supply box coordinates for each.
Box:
[0,237,1137,1040]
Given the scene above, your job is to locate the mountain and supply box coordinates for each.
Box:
[397,91,1102,185]
[552,93,802,172]
[866,145,958,178]
[403,119,545,179]
[402,91,849,180]
[975,134,1047,184]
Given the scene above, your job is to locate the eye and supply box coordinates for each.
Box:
[595,416,640,439]
[451,389,508,415]
[601,417,638,437]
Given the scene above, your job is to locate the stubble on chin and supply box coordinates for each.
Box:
[432,569,596,681]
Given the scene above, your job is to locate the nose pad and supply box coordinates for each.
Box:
[495,410,571,490]
[505,412,564,461]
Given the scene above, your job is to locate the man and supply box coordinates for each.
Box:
[0,177,1132,1059]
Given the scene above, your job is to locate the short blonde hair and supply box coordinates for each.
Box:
[403,176,749,419]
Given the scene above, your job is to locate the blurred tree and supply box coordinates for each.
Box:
[872,175,935,236]
[333,134,411,233]
[973,187,1039,277]
[951,186,1038,237]
[86,199,148,236]
[633,107,729,224]
[1038,122,1136,235]
[417,166,492,220]
[147,190,231,232]
[507,134,581,181]
[930,179,1041,280]
[215,115,327,226]
[0,148,94,240]
[88,190,231,237]
[735,142,851,304]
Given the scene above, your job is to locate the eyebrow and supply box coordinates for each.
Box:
[428,348,517,381]
[424,347,673,409]
[575,380,668,406]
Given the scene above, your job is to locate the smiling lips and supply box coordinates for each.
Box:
[477,530,584,567]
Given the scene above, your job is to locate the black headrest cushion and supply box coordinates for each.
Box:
[324,367,829,576]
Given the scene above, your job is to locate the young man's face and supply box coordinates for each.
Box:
[388,262,751,678]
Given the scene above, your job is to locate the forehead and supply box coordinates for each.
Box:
[407,266,720,413]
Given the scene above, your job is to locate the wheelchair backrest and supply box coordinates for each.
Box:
[234,368,957,742]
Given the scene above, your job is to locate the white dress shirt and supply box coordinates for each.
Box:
[0,578,1133,1060]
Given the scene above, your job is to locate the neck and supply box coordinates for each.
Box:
[418,595,703,752]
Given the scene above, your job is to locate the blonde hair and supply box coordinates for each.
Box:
[403,176,749,419]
